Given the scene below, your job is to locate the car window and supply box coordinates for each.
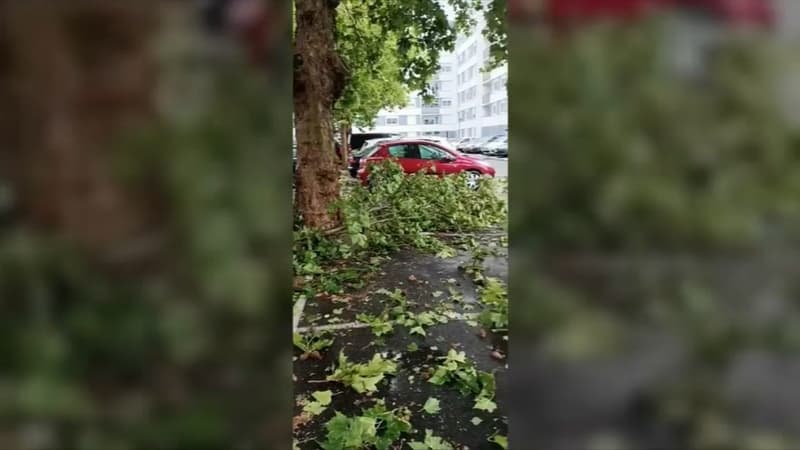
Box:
[354,144,376,158]
[388,144,419,158]
[419,145,449,160]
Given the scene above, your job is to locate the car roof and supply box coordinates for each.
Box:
[376,138,451,146]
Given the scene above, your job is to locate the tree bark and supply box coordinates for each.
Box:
[293,0,349,230]
[0,0,160,264]
[340,121,350,168]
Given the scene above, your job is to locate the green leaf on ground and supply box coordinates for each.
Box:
[320,403,413,450]
[488,434,508,449]
[327,352,397,394]
[422,397,441,415]
[474,397,497,412]
[470,417,483,426]
[303,401,327,416]
[312,390,333,406]
[408,429,454,450]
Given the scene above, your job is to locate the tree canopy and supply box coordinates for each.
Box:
[334,0,408,129]
[329,0,507,128]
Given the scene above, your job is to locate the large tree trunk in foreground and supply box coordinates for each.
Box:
[0,0,160,264]
[293,0,349,230]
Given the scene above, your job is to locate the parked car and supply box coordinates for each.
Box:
[462,135,503,154]
[349,141,383,177]
[359,137,397,151]
[455,137,478,152]
[415,135,451,146]
[350,133,399,151]
[482,135,508,157]
[474,134,506,154]
[459,137,487,154]
[354,139,495,189]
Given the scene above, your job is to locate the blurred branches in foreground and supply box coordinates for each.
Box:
[512,20,800,251]
[0,1,291,449]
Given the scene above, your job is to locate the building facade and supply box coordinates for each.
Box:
[356,52,458,139]
[362,7,508,140]
[453,9,508,139]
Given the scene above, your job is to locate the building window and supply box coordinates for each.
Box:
[441,65,452,73]
[500,100,507,113]
[386,118,399,125]
[441,99,452,107]
[422,115,441,125]
[483,105,491,117]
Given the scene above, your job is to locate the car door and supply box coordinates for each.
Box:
[419,144,459,176]
[387,144,423,173]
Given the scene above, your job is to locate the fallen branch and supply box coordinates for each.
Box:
[421,231,506,237]
[295,321,371,333]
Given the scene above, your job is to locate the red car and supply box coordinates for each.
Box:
[353,139,496,189]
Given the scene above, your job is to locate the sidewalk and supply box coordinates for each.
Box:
[293,233,508,449]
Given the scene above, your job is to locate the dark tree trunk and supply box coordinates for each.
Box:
[340,121,350,168]
[293,0,349,230]
[0,0,160,264]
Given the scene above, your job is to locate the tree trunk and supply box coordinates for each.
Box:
[340,122,350,168]
[0,0,160,264]
[293,0,349,230]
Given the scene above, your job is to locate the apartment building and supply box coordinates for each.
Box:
[357,52,458,138]
[363,6,508,140]
[454,10,508,139]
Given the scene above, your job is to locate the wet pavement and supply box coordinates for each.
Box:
[294,240,508,449]
[508,251,800,450]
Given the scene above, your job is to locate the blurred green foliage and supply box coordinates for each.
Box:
[509,20,800,449]
[512,22,800,250]
[0,51,291,450]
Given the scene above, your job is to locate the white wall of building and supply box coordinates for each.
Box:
[363,7,507,140]
[357,52,458,138]
[454,10,508,139]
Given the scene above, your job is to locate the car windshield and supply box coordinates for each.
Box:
[353,144,379,158]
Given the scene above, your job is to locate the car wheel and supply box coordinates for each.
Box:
[465,170,481,190]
